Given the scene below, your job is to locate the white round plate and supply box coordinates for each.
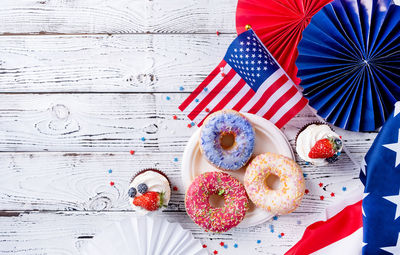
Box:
[181,113,294,227]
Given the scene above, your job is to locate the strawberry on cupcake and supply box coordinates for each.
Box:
[295,123,343,166]
[128,169,171,214]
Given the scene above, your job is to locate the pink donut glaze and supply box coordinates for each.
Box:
[185,171,249,232]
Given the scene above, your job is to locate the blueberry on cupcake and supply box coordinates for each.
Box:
[128,169,171,214]
[295,123,343,166]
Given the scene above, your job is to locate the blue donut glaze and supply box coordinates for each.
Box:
[200,111,255,170]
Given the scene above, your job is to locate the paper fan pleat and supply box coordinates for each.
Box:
[297,0,400,131]
[236,0,332,85]
[81,216,206,255]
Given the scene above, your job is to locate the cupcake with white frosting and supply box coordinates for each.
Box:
[295,123,343,166]
[128,169,171,214]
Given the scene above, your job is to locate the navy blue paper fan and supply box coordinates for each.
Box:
[296,0,400,131]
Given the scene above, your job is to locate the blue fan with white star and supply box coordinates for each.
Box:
[296,0,400,132]
[360,101,400,254]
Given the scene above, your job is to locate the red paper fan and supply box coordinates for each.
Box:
[236,0,332,85]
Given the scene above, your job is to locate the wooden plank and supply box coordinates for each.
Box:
[0,0,236,35]
[0,94,376,153]
[0,34,234,93]
[0,210,322,255]
[0,93,195,152]
[0,151,363,212]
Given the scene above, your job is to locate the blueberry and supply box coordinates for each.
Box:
[137,183,148,194]
[128,187,137,198]
[326,154,339,163]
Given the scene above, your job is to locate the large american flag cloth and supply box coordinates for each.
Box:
[286,102,400,255]
[179,29,308,128]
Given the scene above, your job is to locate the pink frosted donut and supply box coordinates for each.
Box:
[244,152,305,215]
[185,172,249,232]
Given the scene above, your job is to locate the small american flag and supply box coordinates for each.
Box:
[179,29,308,128]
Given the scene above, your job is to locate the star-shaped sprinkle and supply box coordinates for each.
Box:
[108,169,112,174]
[213,250,218,254]
[320,196,324,200]
[319,183,323,187]
[234,243,238,248]
[173,115,177,120]
[219,242,224,246]
[382,129,400,168]
[202,244,207,248]
[110,181,114,186]
[130,150,135,155]
[330,192,335,197]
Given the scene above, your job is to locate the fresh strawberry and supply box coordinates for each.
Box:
[308,138,336,159]
[133,191,165,211]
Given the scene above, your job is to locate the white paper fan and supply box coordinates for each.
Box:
[81,216,207,255]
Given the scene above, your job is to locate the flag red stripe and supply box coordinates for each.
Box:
[197,79,247,126]
[248,75,289,114]
[179,60,226,111]
[263,85,298,119]
[274,97,308,128]
[232,88,256,111]
[187,68,236,120]
[285,200,362,255]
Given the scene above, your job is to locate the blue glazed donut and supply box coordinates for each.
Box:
[200,110,255,171]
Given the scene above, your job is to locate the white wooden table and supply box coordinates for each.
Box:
[0,1,378,254]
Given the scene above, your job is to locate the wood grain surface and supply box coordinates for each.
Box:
[0,0,378,254]
[0,34,235,92]
[0,0,236,35]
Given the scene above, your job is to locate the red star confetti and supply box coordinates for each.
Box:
[221,73,226,77]
[202,244,207,248]
[219,242,224,246]
[110,181,115,186]
[187,124,192,128]
[213,251,218,255]
[281,233,285,237]
[331,192,335,197]
[320,195,325,200]
[216,31,220,36]
[305,189,309,194]
[173,186,178,191]
[130,150,135,155]
[173,115,177,120]
[205,108,210,112]
[319,182,323,187]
